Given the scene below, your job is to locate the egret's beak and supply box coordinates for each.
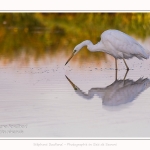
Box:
[65,51,75,65]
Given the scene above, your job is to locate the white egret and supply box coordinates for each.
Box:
[65,29,150,70]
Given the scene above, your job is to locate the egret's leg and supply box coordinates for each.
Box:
[115,58,118,70]
[115,69,118,81]
[123,58,129,70]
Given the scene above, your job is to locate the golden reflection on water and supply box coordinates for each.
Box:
[0,28,106,66]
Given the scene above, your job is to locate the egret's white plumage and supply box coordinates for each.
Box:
[65,29,150,69]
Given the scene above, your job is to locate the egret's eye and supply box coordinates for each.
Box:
[73,50,77,53]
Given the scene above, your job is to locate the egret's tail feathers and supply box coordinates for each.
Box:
[140,48,150,59]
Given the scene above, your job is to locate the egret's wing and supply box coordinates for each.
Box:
[102,30,148,59]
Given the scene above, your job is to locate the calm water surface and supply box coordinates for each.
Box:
[0,54,150,138]
[1,42,150,138]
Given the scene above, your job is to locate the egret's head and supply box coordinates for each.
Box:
[73,43,83,54]
[65,41,86,65]
[65,43,84,65]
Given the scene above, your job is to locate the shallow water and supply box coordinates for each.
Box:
[0,54,150,138]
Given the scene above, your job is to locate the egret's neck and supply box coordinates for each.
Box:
[81,40,104,52]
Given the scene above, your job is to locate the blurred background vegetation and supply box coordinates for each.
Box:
[0,13,150,64]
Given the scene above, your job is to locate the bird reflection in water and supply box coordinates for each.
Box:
[65,70,150,106]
